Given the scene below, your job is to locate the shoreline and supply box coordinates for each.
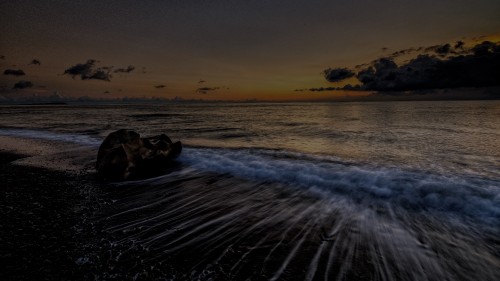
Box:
[0,135,96,173]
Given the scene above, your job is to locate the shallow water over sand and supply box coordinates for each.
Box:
[95,168,499,281]
[1,101,499,280]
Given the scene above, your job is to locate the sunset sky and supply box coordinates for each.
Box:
[1,0,499,101]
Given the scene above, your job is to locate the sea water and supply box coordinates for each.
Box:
[1,101,499,280]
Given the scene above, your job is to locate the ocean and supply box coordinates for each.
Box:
[1,101,499,280]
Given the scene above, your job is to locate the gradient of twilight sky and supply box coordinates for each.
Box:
[1,0,499,101]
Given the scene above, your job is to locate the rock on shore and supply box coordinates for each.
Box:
[96,129,182,181]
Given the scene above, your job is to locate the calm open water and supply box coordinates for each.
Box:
[1,101,499,280]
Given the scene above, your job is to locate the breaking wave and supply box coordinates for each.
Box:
[180,147,500,224]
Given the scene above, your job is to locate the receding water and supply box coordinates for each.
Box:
[1,101,499,280]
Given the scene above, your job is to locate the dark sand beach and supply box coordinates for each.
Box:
[0,151,92,280]
[0,136,107,280]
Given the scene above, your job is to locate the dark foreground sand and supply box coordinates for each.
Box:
[0,151,98,280]
[0,135,112,280]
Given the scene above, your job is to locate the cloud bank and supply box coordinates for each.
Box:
[323,68,355,82]
[319,40,500,92]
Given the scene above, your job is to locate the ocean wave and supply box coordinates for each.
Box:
[0,128,101,146]
[179,147,500,224]
[130,113,185,119]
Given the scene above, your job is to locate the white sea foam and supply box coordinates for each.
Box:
[180,147,500,223]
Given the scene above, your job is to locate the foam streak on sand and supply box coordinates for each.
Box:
[96,170,499,280]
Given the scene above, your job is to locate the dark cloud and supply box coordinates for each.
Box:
[471,41,498,56]
[114,65,135,73]
[342,84,362,90]
[154,84,165,89]
[63,59,112,81]
[295,87,337,92]
[13,80,33,89]
[454,41,465,49]
[363,42,500,91]
[435,44,451,55]
[385,44,463,60]
[321,41,500,92]
[196,87,219,94]
[30,59,41,65]
[322,68,355,82]
[64,60,95,78]
[356,58,398,88]
[295,84,362,92]
[1,55,5,60]
[391,49,411,57]
[88,69,111,80]
[4,69,26,76]
[424,43,462,56]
